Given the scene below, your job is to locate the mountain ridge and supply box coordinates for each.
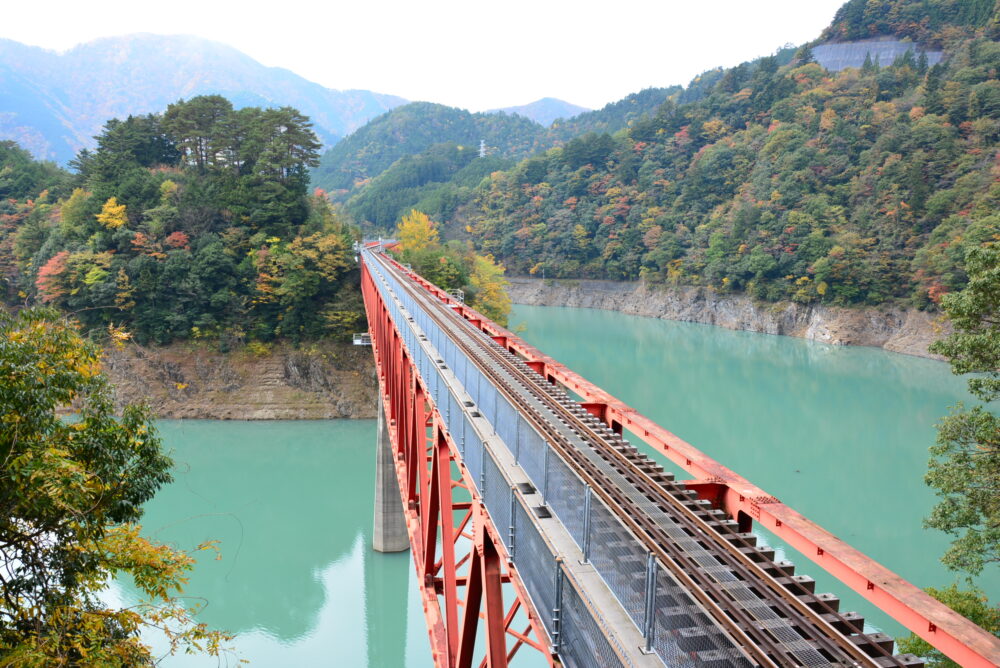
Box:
[0,34,407,163]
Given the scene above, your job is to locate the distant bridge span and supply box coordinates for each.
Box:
[360,245,1000,668]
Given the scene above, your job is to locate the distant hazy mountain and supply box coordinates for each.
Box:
[494,97,589,126]
[0,34,407,163]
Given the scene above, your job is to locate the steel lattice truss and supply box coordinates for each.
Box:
[363,264,555,668]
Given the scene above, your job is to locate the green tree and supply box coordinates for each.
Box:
[162,95,233,171]
[896,584,1000,667]
[396,209,440,254]
[0,308,231,664]
[903,236,999,668]
[469,253,511,326]
[926,244,1000,575]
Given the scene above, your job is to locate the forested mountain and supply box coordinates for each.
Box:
[0,35,406,163]
[549,86,684,140]
[419,2,1000,311]
[821,0,1000,46]
[342,143,514,228]
[494,98,590,126]
[0,142,69,201]
[0,96,362,345]
[314,87,686,221]
[310,102,549,193]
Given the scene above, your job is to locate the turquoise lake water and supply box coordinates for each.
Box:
[116,304,996,665]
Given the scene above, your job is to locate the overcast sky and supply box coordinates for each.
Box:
[3,0,847,111]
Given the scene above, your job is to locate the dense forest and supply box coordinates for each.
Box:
[311,89,685,227]
[0,95,364,345]
[821,0,1000,46]
[310,102,548,194]
[449,12,1000,308]
[345,144,514,228]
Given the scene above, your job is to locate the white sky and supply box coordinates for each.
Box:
[2,0,847,111]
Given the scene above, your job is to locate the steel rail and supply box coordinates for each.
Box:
[462,332,876,666]
[471,341,901,667]
[372,251,911,668]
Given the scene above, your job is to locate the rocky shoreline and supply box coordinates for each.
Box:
[508,277,949,359]
[102,341,378,420]
[99,279,948,420]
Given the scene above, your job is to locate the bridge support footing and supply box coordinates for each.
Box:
[374,394,409,553]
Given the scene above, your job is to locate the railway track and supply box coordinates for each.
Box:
[371,251,922,668]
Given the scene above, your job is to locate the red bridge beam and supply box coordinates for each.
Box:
[361,259,554,668]
[387,256,1000,668]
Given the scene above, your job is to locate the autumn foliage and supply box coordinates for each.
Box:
[1,96,362,344]
[394,210,512,325]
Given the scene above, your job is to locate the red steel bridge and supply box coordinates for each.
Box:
[359,244,1000,668]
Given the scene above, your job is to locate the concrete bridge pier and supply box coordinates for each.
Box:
[374,394,409,552]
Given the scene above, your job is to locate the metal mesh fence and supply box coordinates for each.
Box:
[544,448,588,548]
[588,498,648,630]
[496,396,517,450]
[369,255,691,667]
[512,500,557,635]
[468,366,482,407]
[479,382,496,431]
[517,416,546,490]
[482,451,511,550]
[463,416,483,484]
[559,571,626,668]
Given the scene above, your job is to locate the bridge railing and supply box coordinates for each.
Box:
[367,253,635,667]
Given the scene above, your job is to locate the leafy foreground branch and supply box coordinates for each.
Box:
[926,243,1000,577]
[898,241,1000,665]
[0,308,233,666]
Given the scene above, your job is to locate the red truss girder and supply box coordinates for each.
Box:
[361,263,555,668]
[386,256,1000,668]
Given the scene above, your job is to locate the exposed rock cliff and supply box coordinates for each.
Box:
[102,341,378,419]
[508,278,948,359]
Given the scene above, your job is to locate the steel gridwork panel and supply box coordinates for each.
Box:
[651,568,754,667]
[463,418,483,485]
[512,501,557,634]
[559,574,625,668]
[414,346,427,383]
[445,339,456,371]
[587,499,648,630]
[479,382,497,426]
[466,366,482,406]
[544,450,588,548]
[517,417,546,492]
[496,397,517,450]
[482,452,511,549]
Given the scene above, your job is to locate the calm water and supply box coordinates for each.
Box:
[509,304,998,639]
[112,420,433,667]
[118,305,996,665]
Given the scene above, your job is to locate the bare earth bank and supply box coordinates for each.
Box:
[508,278,949,360]
[102,341,378,420]
[100,279,946,420]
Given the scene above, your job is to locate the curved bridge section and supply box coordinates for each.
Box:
[360,245,1000,668]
